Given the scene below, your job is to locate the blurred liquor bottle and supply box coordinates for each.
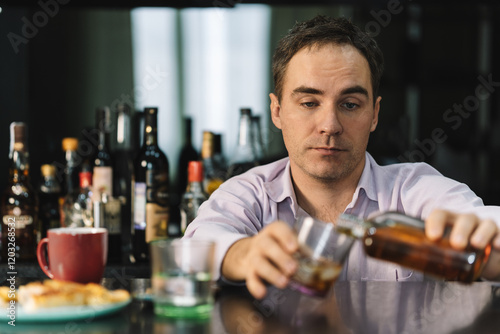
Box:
[60,137,80,197]
[93,107,113,197]
[93,106,121,264]
[132,107,169,263]
[38,164,61,238]
[58,137,80,226]
[112,103,135,263]
[62,165,94,228]
[180,160,208,234]
[1,122,40,262]
[251,115,266,163]
[212,133,227,175]
[201,131,225,196]
[176,117,199,202]
[226,108,259,179]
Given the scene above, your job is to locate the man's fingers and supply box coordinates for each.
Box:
[470,219,497,249]
[266,220,299,253]
[254,235,297,276]
[493,234,500,249]
[246,272,268,300]
[449,213,480,249]
[426,209,455,240]
[242,221,300,299]
[251,257,289,289]
[427,209,498,251]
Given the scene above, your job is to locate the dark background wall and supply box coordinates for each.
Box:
[1,1,500,206]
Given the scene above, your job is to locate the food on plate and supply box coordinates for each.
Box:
[0,286,16,308]
[2,280,130,312]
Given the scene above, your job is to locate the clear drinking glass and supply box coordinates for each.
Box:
[289,216,355,297]
[150,238,216,319]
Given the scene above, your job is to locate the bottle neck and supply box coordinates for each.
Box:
[144,117,158,146]
[201,133,214,159]
[65,149,78,167]
[186,181,204,194]
[237,113,253,148]
[185,118,193,146]
[335,214,369,239]
[116,110,132,150]
[9,149,30,183]
[97,129,110,151]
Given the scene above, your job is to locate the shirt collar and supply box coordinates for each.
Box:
[262,153,379,215]
[357,152,378,201]
[263,158,299,214]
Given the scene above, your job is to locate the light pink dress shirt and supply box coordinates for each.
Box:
[183,152,500,282]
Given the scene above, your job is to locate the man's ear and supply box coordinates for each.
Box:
[370,96,381,132]
[270,93,282,130]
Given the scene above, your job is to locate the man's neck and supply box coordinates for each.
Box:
[291,158,365,223]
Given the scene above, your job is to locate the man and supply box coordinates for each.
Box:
[184,15,500,299]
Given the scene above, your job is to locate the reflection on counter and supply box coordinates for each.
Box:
[219,281,497,334]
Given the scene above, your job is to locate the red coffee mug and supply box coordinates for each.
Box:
[37,227,108,284]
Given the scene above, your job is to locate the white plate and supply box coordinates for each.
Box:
[2,298,131,323]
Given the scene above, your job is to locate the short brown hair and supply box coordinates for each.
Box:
[272,15,384,102]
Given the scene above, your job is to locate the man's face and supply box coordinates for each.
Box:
[270,43,381,183]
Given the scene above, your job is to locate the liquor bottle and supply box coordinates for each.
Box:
[38,164,61,238]
[180,161,208,234]
[212,133,227,179]
[60,137,80,196]
[176,117,199,201]
[201,131,225,196]
[226,108,258,179]
[251,115,265,162]
[112,103,134,263]
[93,106,122,264]
[336,211,491,283]
[62,167,94,228]
[1,122,39,262]
[132,107,169,262]
[93,107,113,197]
[58,137,80,226]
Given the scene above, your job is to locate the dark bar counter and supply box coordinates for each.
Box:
[1,277,499,333]
[0,262,152,282]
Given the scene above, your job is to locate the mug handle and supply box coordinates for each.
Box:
[36,238,54,279]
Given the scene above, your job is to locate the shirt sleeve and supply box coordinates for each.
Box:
[397,162,500,225]
[182,175,265,283]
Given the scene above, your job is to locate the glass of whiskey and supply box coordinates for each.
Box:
[289,216,355,297]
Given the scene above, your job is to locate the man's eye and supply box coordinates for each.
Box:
[342,102,358,110]
[301,102,317,108]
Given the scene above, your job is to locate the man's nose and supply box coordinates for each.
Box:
[318,108,343,135]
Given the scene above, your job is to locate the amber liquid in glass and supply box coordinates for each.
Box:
[290,247,343,297]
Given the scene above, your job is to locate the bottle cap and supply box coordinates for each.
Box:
[188,161,204,183]
[240,108,252,116]
[95,106,111,132]
[201,131,214,159]
[116,103,131,114]
[10,122,27,152]
[41,164,56,176]
[62,137,79,151]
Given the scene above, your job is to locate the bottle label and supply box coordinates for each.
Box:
[146,203,169,243]
[104,198,121,234]
[93,166,113,196]
[133,182,147,230]
[145,169,169,242]
[2,215,33,229]
[145,170,169,206]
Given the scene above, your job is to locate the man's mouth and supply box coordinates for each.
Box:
[313,147,346,154]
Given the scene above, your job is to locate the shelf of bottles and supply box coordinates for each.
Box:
[0,107,267,266]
